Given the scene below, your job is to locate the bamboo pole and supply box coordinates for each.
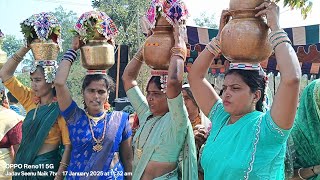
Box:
[116,45,121,99]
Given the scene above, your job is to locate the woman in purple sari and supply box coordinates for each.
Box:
[54,37,133,180]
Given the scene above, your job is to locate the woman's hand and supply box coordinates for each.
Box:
[216,10,231,40]
[194,125,208,150]
[71,36,84,51]
[172,20,187,49]
[255,1,280,31]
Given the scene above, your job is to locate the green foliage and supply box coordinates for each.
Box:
[70,17,104,42]
[193,12,218,29]
[2,35,23,57]
[275,0,312,19]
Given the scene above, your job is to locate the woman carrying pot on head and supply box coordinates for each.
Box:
[0,46,71,180]
[54,37,133,180]
[287,79,320,179]
[0,83,23,179]
[188,2,301,179]
[122,21,197,180]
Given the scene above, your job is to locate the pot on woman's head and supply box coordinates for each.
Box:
[220,9,272,63]
[30,39,60,61]
[80,40,115,70]
[143,16,176,70]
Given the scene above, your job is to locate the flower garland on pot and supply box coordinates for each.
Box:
[20,12,62,49]
[21,12,62,84]
[72,11,118,44]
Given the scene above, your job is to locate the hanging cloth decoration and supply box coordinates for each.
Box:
[143,0,189,30]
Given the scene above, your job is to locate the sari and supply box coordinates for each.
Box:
[0,108,22,179]
[61,101,132,180]
[290,79,320,180]
[3,77,70,180]
[13,102,61,180]
[126,86,198,180]
[201,100,291,180]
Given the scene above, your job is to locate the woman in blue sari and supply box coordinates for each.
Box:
[54,37,133,180]
[188,2,301,179]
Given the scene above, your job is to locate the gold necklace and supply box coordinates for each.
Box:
[135,116,159,159]
[87,111,107,152]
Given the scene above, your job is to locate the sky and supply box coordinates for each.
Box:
[0,0,319,39]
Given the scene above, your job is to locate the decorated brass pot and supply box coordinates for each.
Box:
[220,10,272,63]
[229,0,264,10]
[80,40,114,70]
[30,39,59,60]
[143,16,178,70]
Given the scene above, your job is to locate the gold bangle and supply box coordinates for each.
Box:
[206,37,221,56]
[59,162,69,167]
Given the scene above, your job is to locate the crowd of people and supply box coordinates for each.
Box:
[0,1,319,180]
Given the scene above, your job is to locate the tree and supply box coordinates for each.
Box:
[2,35,23,57]
[2,35,33,69]
[276,0,313,19]
[193,12,218,29]
[92,0,152,95]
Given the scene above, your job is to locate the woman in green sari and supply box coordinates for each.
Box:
[289,79,320,179]
[122,21,197,180]
[188,2,301,179]
[0,48,71,179]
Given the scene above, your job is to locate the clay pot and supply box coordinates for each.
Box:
[220,9,272,63]
[80,40,114,70]
[143,16,177,70]
[30,39,59,60]
[229,0,264,10]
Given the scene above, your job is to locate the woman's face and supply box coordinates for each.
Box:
[30,68,53,98]
[83,79,109,115]
[222,73,259,116]
[182,89,198,115]
[146,82,168,116]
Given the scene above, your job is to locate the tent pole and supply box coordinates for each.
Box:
[116,45,121,99]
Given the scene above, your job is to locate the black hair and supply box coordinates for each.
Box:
[82,74,115,93]
[7,92,18,104]
[146,76,162,91]
[225,69,266,112]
